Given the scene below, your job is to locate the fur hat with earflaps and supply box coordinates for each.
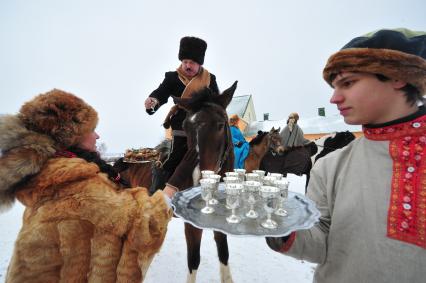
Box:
[323,28,426,95]
[0,89,98,211]
[178,36,207,65]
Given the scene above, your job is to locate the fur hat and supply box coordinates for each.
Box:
[323,28,426,95]
[178,36,207,65]
[19,89,98,148]
[288,112,299,121]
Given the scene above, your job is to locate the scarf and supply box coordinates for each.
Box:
[163,66,211,129]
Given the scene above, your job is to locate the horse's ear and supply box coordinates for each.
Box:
[277,127,281,132]
[216,81,238,108]
[271,126,275,131]
[173,96,192,111]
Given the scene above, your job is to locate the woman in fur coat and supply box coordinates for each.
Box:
[0,89,197,283]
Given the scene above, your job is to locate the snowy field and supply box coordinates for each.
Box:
[0,174,315,282]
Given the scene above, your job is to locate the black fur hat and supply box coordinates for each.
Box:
[178,36,207,65]
[323,28,426,94]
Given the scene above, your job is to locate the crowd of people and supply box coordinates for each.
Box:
[1,28,425,282]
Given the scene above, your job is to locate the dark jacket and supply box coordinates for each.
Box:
[147,71,219,130]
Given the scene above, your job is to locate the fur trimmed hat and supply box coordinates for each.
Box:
[323,28,426,95]
[18,89,98,148]
[178,36,207,65]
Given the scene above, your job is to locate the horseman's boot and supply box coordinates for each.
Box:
[149,165,169,195]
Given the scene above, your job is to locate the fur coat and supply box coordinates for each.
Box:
[1,115,172,283]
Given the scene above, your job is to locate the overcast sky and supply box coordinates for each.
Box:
[1,0,425,152]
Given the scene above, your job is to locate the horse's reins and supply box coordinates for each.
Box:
[217,122,232,172]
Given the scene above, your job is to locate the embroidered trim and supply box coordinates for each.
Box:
[363,116,426,141]
[280,232,296,252]
[364,115,426,249]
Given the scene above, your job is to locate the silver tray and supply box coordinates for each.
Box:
[172,183,320,237]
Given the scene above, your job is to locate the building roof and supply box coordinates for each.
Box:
[245,114,362,136]
[226,95,251,118]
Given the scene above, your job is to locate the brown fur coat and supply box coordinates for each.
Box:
[1,115,172,283]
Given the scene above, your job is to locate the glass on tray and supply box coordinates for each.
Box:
[245,173,261,182]
[268,172,283,180]
[201,170,215,179]
[259,185,280,229]
[274,178,289,217]
[207,174,221,205]
[225,183,243,224]
[223,176,239,184]
[242,180,261,219]
[262,175,277,186]
[199,179,216,214]
[234,168,246,182]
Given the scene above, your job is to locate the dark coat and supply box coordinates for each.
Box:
[147,71,219,131]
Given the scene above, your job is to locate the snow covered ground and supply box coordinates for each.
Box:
[0,174,316,282]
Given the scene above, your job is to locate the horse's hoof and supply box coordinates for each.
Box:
[220,263,234,283]
[186,270,197,283]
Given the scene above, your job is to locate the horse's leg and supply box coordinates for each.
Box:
[213,231,234,283]
[184,223,203,283]
[305,173,310,194]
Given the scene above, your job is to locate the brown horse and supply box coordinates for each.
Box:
[244,127,284,172]
[122,82,238,282]
[116,140,171,191]
[173,82,237,283]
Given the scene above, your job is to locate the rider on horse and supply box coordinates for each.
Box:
[144,36,220,193]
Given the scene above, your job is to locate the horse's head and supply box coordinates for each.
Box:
[174,81,238,174]
[268,127,285,155]
[324,131,355,150]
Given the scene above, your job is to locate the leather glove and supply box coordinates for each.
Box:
[166,147,199,191]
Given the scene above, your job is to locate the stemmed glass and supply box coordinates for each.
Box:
[262,175,277,186]
[245,173,261,182]
[274,178,289,217]
[259,185,280,229]
[268,172,283,180]
[252,170,266,184]
[207,174,221,205]
[234,168,246,182]
[223,176,239,184]
[225,183,243,224]
[225,171,240,181]
[201,170,215,179]
[242,180,261,219]
[199,179,216,214]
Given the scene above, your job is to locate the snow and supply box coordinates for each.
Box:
[0,175,315,282]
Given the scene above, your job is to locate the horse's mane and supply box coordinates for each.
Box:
[249,131,268,146]
[181,87,219,111]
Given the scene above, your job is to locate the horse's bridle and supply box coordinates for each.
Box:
[217,122,232,172]
[191,103,232,173]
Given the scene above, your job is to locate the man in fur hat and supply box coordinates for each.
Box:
[0,89,198,282]
[266,28,426,282]
[144,36,219,193]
